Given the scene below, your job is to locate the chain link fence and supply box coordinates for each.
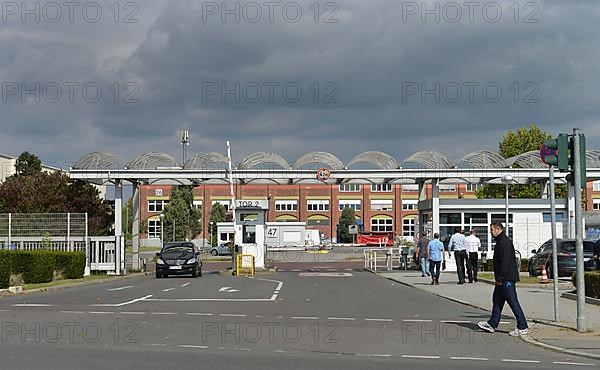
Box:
[0,213,88,251]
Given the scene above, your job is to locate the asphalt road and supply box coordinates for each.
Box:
[0,260,598,369]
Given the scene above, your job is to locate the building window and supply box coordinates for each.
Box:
[148,219,161,239]
[148,200,168,212]
[542,213,564,222]
[371,218,393,232]
[439,184,456,192]
[402,218,416,237]
[243,225,256,243]
[371,184,392,192]
[193,200,202,210]
[339,184,360,192]
[594,181,600,192]
[402,184,418,192]
[339,200,361,211]
[402,200,417,211]
[212,200,231,212]
[307,216,330,226]
[466,184,480,192]
[275,200,298,211]
[370,199,393,211]
[593,199,600,210]
[307,200,330,211]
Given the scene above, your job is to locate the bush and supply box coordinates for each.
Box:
[572,272,600,299]
[0,251,10,289]
[520,258,529,272]
[0,250,86,286]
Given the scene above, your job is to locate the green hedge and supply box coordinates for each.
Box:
[572,272,600,299]
[483,258,528,272]
[0,250,85,289]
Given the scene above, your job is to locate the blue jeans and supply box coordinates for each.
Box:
[429,260,441,281]
[488,281,528,330]
[419,256,429,275]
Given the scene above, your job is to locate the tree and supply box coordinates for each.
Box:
[338,206,357,243]
[161,186,201,242]
[208,203,227,246]
[0,172,112,235]
[15,151,42,177]
[477,124,567,199]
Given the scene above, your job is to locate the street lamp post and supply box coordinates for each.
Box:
[502,174,514,229]
[160,213,165,248]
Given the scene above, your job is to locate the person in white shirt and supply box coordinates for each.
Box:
[464,229,481,283]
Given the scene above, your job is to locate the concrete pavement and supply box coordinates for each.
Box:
[380,270,600,359]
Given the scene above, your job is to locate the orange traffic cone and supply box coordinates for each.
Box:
[540,266,549,284]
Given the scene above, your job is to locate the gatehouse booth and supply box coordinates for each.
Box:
[233,199,269,269]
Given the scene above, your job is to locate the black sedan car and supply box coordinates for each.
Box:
[155,242,202,278]
[528,239,596,278]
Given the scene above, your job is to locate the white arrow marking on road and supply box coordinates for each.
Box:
[218,287,239,293]
[108,285,134,291]
[181,283,190,287]
[12,304,53,307]
[162,288,175,292]
[91,294,152,307]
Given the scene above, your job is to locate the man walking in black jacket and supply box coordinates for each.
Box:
[478,222,529,336]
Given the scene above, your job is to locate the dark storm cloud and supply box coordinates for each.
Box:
[0,0,599,166]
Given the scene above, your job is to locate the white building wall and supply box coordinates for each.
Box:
[510,212,564,259]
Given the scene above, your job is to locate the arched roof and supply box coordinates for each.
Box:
[455,150,507,169]
[506,151,545,169]
[238,152,290,169]
[72,152,121,170]
[126,152,179,170]
[401,151,453,169]
[347,151,399,169]
[292,151,344,170]
[586,150,600,168]
[184,152,229,169]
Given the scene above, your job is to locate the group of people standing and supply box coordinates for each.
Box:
[415,227,481,285]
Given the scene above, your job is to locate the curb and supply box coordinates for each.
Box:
[478,278,572,290]
[0,273,147,296]
[561,291,600,306]
[376,271,600,361]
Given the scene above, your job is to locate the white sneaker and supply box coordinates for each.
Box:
[509,328,529,337]
[477,321,495,333]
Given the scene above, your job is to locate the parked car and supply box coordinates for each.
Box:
[210,243,231,256]
[155,242,202,278]
[528,239,596,278]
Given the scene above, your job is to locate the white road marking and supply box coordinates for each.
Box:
[403,319,433,322]
[220,314,246,317]
[372,354,392,357]
[162,288,175,292]
[238,348,252,352]
[108,285,134,291]
[327,317,356,321]
[12,304,53,307]
[177,345,208,349]
[186,313,213,316]
[450,357,489,361]
[181,283,190,287]
[441,320,472,324]
[149,344,167,347]
[120,312,145,315]
[219,287,239,293]
[146,298,275,302]
[256,277,284,301]
[152,312,177,315]
[91,294,152,307]
[401,355,440,359]
[365,318,393,322]
[89,311,114,315]
[501,359,541,364]
[60,310,84,314]
[299,272,353,277]
[291,316,318,320]
[553,362,595,367]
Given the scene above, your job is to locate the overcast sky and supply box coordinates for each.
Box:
[1,0,599,168]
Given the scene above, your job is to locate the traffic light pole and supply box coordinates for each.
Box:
[573,128,586,332]
[549,166,559,322]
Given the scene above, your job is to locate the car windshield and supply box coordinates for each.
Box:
[163,246,194,253]
[561,241,594,253]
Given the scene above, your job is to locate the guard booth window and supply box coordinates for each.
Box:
[243,225,256,243]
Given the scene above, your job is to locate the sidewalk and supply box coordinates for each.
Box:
[379,270,600,359]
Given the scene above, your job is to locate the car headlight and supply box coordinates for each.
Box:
[156,258,165,265]
[186,258,197,265]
